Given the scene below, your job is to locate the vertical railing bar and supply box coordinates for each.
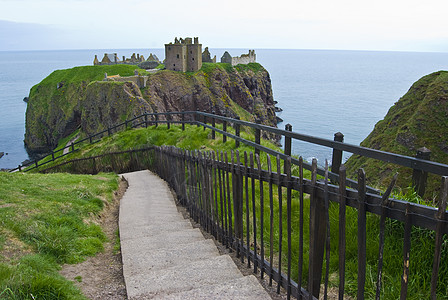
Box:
[244,152,251,267]
[218,151,225,244]
[323,160,330,300]
[225,151,233,250]
[250,152,258,273]
[298,156,304,300]
[267,154,275,287]
[212,151,219,239]
[222,151,229,248]
[357,168,367,300]
[400,203,412,300]
[232,150,239,257]
[430,176,448,300]
[286,156,292,300]
[276,154,283,294]
[256,154,265,279]
[375,172,398,300]
[237,151,244,263]
[338,165,347,300]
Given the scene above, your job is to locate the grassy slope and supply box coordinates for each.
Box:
[346,71,448,200]
[0,172,118,299]
[33,123,448,299]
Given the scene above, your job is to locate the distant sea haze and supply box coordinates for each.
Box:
[1,49,448,169]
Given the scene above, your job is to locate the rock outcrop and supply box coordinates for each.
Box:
[345,71,448,199]
[25,63,277,153]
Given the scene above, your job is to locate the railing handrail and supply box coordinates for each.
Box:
[14,110,448,195]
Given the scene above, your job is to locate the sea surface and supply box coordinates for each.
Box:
[1,48,448,169]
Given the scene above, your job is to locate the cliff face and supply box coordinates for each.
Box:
[345,71,448,198]
[24,63,276,153]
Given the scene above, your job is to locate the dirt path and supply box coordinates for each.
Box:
[60,177,128,299]
[63,134,80,155]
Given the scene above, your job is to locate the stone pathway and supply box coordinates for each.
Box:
[119,170,272,300]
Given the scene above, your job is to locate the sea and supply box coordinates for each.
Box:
[1,48,448,169]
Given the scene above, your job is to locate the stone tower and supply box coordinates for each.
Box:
[165,37,202,72]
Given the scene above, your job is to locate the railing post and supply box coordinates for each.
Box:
[167,115,170,129]
[331,132,344,175]
[155,114,158,128]
[145,113,148,128]
[211,111,216,140]
[108,127,111,136]
[284,124,292,174]
[203,112,207,131]
[89,135,93,143]
[125,120,128,130]
[223,119,227,143]
[308,159,326,298]
[255,119,261,155]
[412,147,431,197]
[52,151,55,161]
[35,160,38,168]
[196,110,200,127]
[71,143,74,153]
[232,151,243,242]
[235,116,240,148]
[18,165,22,172]
[182,113,185,131]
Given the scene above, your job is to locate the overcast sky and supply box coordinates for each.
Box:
[1,0,447,52]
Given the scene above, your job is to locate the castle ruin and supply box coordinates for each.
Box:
[220,50,256,66]
[165,37,202,72]
[93,37,256,72]
[93,52,160,67]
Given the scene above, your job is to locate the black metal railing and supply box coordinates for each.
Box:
[35,111,448,298]
[17,111,448,198]
[152,145,448,300]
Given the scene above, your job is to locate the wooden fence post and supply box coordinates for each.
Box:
[412,147,431,197]
[331,132,344,175]
[308,159,326,299]
[235,116,240,148]
[155,114,158,128]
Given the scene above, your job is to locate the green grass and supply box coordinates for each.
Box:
[0,171,118,299]
[29,123,448,299]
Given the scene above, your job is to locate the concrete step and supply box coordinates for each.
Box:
[126,255,244,300]
[156,275,272,300]
[120,228,205,253]
[122,239,220,277]
[119,221,193,241]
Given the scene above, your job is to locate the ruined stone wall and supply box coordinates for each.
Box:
[165,44,187,72]
[230,50,256,66]
[186,42,202,72]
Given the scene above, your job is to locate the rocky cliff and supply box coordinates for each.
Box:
[345,71,448,199]
[25,63,277,153]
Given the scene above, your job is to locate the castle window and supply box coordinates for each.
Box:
[192,58,194,61]
[173,64,175,66]
[177,54,179,59]
[190,51,192,54]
